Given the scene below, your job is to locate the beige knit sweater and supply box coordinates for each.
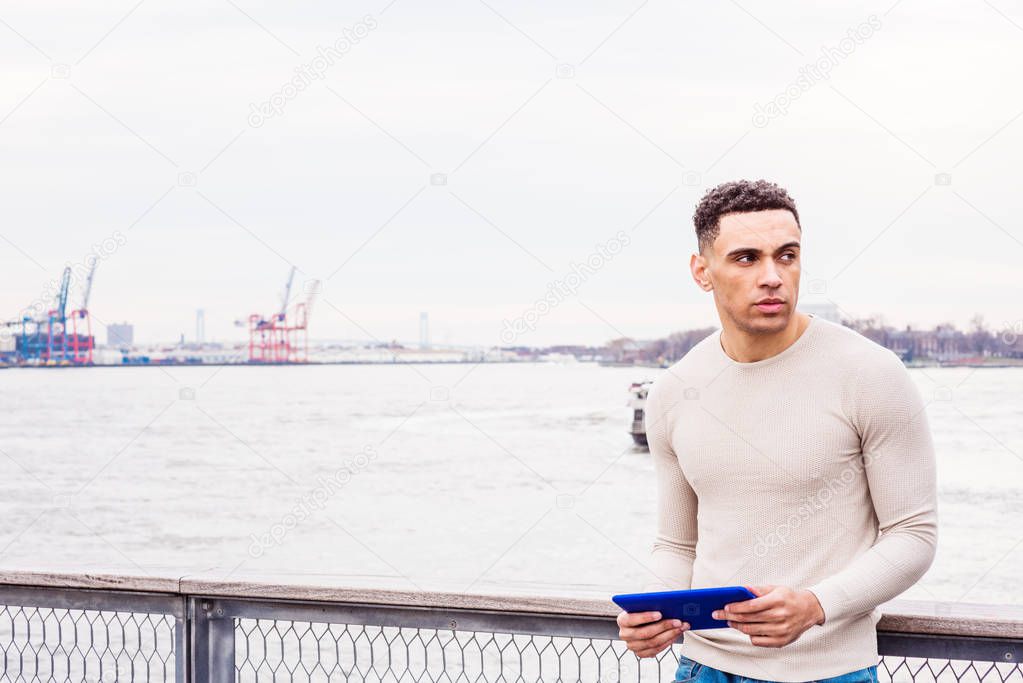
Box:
[644,314,938,681]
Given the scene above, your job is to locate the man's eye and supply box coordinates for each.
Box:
[780,252,797,261]
[737,255,755,263]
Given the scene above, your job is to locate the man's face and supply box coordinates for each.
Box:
[694,209,802,336]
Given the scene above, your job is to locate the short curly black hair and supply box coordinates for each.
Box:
[693,179,800,253]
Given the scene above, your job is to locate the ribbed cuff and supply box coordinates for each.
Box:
[805,581,848,625]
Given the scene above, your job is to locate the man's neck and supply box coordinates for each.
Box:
[719,312,812,363]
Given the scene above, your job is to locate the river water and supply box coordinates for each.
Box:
[0,362,1019,606]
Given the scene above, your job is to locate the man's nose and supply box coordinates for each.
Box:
[759,260,783,288]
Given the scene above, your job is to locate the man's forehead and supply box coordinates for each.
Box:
[716,209,800,248]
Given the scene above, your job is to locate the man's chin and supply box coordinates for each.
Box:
[740,311,790,334]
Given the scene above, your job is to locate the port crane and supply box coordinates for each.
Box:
[243,267,319,363]
[68,257,98,364]
[0,259,98,365]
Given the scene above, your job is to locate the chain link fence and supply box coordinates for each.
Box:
[0,604,176,682]
[0,582,1020,682]
[233,619,679,682]
[230,617,1023,683]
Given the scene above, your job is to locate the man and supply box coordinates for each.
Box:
[617,179,937,682]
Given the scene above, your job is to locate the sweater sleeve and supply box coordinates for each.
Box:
[645,377,699,592]
[806,350,938,623]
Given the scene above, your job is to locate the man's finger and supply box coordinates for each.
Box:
[617,610,661,627]
[717,608,784,623]
[728,620,787,637]
[633,629,684,658]
[722,590,780,614]
[750,634,790,648]
[634,645,668,659]
[645,625,686,650]
[625,619,685,641]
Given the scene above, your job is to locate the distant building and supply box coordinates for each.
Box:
[419,312,430,350]
[885,323,971,362]
[107,322,134,347]
[196,309,205,344]
[797,301,841,324]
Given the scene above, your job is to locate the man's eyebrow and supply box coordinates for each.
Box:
[724,241,801,258]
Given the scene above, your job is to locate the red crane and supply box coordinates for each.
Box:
[244,267,319,363]
[68,257,98,364]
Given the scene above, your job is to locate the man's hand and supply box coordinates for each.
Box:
[617,610,690,658]
[711,585,825,648]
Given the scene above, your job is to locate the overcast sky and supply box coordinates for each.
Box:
[1,0,1021,347]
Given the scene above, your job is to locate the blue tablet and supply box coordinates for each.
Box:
[611,586,757,631]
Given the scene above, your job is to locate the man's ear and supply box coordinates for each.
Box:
[690,253,713,291]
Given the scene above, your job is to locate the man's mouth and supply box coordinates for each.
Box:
[755,298,785,313]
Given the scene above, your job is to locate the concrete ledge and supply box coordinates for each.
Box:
[2,567,1020,639]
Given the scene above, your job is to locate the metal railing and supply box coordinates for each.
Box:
[0,584,182,682]
[1,570,1021,682]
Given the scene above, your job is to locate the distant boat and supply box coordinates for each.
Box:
[627,380,653,447]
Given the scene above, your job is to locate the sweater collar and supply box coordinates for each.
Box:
[713,313,820,369]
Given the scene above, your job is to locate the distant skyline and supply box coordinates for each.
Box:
[91,302,1004,351]
[1,1,1021,346]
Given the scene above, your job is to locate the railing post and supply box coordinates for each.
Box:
[176,596,188,683]
[189,597,236,683]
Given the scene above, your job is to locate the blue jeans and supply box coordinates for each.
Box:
[673,654,879,683]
